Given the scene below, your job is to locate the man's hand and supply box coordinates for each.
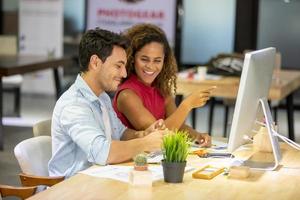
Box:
[194,133,211,147]
[143,130,165,152]
[144,119,166,136]
[183,86,216,110]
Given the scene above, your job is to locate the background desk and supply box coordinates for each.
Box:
[0,55,74,150]
[27,143,300,200]
[177,70,300,140]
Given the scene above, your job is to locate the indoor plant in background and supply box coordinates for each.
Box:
[161,130,191,183]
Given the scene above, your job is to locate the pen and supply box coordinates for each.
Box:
[198,152,234,158]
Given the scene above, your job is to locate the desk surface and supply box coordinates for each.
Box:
[28,143,300,200]
[0,55,74,76]
[177,69,300,101]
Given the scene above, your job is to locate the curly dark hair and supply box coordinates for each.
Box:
[123,23,178,96]
[79,27,129,72]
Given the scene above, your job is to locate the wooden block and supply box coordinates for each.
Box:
[253,126,273,153]
[228,166,250,179]
[192,165,225,180]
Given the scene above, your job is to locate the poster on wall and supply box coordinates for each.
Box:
[86,0,177,47]
[19,0,63,95]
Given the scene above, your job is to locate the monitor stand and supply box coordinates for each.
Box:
[242,97,282,171]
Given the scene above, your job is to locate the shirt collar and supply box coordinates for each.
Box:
[75,74,99,103]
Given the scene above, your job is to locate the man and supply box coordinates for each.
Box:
[48,28,165,178]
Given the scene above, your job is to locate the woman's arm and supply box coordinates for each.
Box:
[117,88,192,131]
[117,87,213,131]
[117,88,211,146]
[117,89,159,130]
[179,124,211,147]
[165,96,211,147]
[164,95,191,130]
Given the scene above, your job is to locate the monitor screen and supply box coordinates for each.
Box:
[227,47,276,152]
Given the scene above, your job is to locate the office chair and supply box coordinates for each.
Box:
[14,136,64,191]
[33,119,51,137]
[0,184,37,200]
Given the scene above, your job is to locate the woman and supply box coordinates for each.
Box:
[113,23,214,147]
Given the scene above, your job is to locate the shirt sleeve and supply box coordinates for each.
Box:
[59,103,110,165]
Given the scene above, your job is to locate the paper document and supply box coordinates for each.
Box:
[147,151,163,164]
[178,72,222,80]
[79,165,193,183]
[211,140,228,151]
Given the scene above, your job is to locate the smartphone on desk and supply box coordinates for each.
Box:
[146,151,163,164]
[201,152,234,158]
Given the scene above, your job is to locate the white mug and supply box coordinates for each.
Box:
[197,66,207,80]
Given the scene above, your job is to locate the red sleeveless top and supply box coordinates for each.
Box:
[113,74,166,129]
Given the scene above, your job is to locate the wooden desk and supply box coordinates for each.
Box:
[27,143,300,200]
[177,70,300,140]
[0,55,74,150]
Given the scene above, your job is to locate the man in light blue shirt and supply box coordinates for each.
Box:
[49,28,165,178]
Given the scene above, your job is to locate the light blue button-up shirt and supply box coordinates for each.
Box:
[48,75,126,178]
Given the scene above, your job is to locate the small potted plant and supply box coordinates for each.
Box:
[161,130,191,183]
[133,153,148,171]
[129,153,152,187]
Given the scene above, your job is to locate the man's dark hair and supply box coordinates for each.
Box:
[79,28,129,72]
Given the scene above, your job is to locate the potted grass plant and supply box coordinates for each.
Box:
[161,130,191,183]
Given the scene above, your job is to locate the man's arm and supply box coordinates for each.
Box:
[121,128,145,140]
[120,119,165,140]
[60,104,164,165]
[60,104,113,165]
[106,130,164,164]
[106,120,166,164]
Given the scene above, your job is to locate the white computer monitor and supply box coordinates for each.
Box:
[227,47,278,153]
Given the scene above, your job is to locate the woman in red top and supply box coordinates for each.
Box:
[113,24,215,146]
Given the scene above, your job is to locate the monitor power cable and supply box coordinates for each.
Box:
[272,129,300,151]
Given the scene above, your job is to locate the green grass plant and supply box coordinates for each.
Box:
[162,130,191,163]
